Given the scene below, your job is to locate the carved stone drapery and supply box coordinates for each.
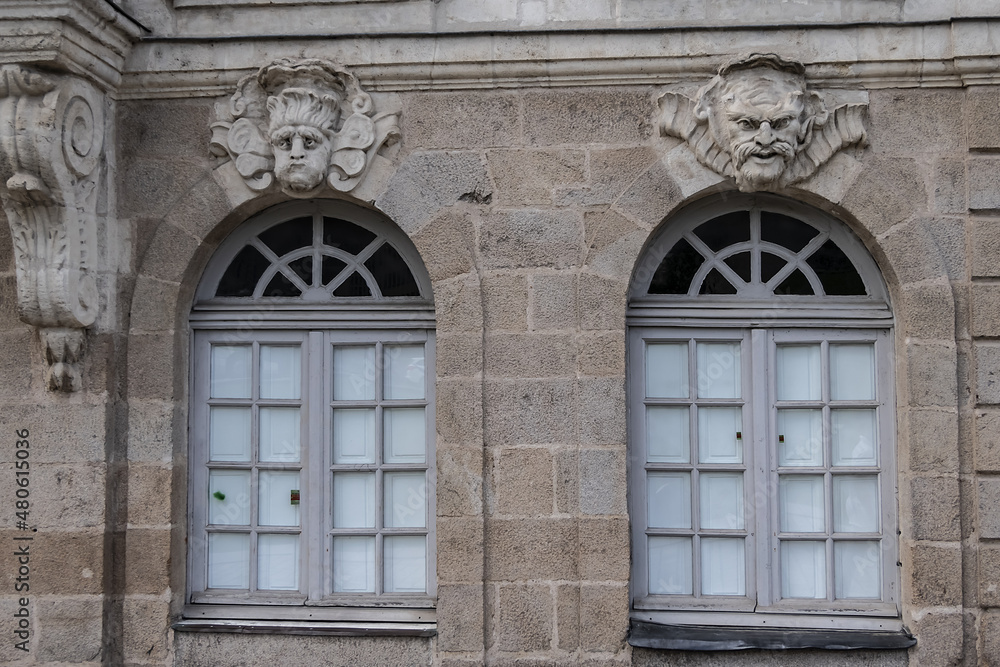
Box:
[210,58,400,198]
[0,65,105,391]
[659,54,867,193]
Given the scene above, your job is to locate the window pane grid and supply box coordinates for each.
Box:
[205,340,305,594]
[644,336,748,599]
[329,340,429,597]
[773,337,883,603]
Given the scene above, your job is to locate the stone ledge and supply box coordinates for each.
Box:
[173,618,437,637]
[629,619,916,651]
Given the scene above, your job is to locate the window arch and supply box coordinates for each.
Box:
[184,200,436,633]
[627,194,912,649]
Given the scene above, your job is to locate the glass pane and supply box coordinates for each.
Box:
[332,472,375,528]
[647,472,691,529]
[287,256,313,286]
[209,470,251,525]
[263,272,301,297]
[259,216,313,257]
[208,533,250,589]
[384,345,425,399]
[833,476,879,533]
[700,472,745,530]
[333,272,371,297]
[648,536,692,595]
[259,407,300,463]
[217,245,270,298]
[333,409,375,464]
[209,407,251,462]
[324,216,377,254]
[333,346,376,400]
[723,252,751,283]
[384,472,427,528]
[775,269,814,295]
[779,475,825,533]
[646,406,690,463]
[835,541,881,599]
[322,255,348,286]
[696,341,741,399]
[698,407,742,464]
[699,268,738,295]
[260,345,301,399]
[333,536,375,593]
[777,409,823,467]
[832,410,878,466]
[648,238,704,295]
[761,211,818,253]
[831,343,875,400]
[694,212,751,251]
[776,344,821,401]
[365,244,421,297]
[258,534,299,590]
[701,538,745,596]
[807,239,866,296]
[384,408,426,464]
[259,471,300,527]
[781,541,827,599]
[211,345,251,398]
[645,342,688,399]
[384,536,427,593]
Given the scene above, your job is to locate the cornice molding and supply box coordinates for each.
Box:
[0,0,144,91]
[119,21,1000,99]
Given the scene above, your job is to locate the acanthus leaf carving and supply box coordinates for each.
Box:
[0,65,105,392]
[210,58,400,198]
[659,54,868,193]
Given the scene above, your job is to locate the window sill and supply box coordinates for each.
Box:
[173,619,436,637]
[629,619,915,651]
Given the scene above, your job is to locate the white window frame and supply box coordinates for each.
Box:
[182,200,436,632]
[627,194,908,641]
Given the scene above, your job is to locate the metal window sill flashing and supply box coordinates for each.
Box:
[629,619,915,651]
[172,619,436,637]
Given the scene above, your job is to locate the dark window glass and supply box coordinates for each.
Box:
[699,268,738,295]
[723,252,751,283]
[259,217,313,258]
[806,240,867,296]
[649,238,704,294]
[324,217,377,255]
[287,256,313,286]
[694,211,751,252]
[761,252,786,284]
[761,211,818,252]
[775,269,814,295]
[333,272,372,297]
[263,272,302,297]
[322,256,348,287]
[365,244,420,297]
[217,245,271,297]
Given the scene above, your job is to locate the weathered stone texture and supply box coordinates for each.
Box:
[841,157,926,238]
[970,157,1000,212]
[902,408,960,473]
[904,542,963,607]
[975,343,1000,405]
[437,584,485,652]
[979,475,1000,539]
[522,89,655,146]
[968,87,1000,149]
[491,447,554,516]
[403,92,521,149]
[495,584,554,651]
[903,475,961,541]
[529,272,577,331]
[479,209,582,270]
[411,210,477,282]
[487,149,586,206]
[484,518,577,580]
[973,217,1000,278]
[869,89,965,156]
[174,632,434,666]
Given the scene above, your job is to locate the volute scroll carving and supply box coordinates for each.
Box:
[659,54,868,193]
[210,58,401,198]
[0,65,105,392]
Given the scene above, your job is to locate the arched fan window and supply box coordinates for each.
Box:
[184,200,436,634]
[627,194,909,651]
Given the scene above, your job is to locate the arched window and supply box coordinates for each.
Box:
[184,200,435,631]
[628,194,912,649]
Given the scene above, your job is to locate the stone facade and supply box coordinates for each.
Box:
[0,1,998,665]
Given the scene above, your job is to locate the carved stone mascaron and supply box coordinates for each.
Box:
[659,54,868,193]
[211,58,400,198]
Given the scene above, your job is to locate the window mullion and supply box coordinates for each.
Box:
[750,328,770,607]
[307,331,324,600]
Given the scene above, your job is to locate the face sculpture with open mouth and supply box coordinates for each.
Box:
[267,87,340,195]
[709,67,810,192]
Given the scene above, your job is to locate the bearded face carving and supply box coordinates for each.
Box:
[211,59,400,197]
[660,54,867,192]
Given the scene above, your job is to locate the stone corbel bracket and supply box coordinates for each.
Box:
[0,65,104,392]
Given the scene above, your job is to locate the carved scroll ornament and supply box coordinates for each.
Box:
[211,58,400,198]
[659,54,868,193]
[0,66,105,392]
